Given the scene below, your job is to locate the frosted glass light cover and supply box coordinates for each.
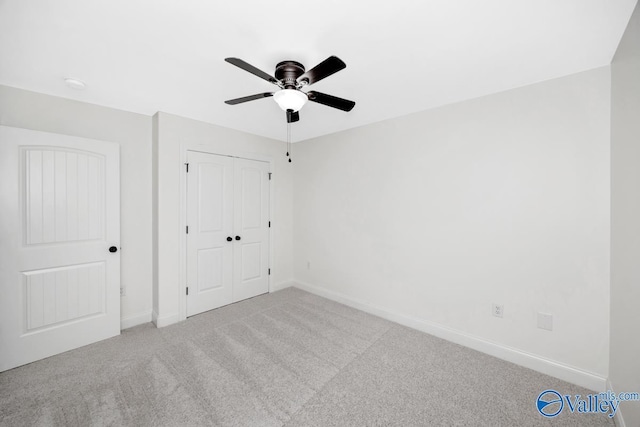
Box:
[273,89,308,112]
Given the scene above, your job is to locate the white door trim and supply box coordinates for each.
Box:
[178,143,273,322]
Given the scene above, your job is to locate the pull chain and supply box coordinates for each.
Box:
[286,122,292,163]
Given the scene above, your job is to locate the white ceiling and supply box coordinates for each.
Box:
[0,0,636,142]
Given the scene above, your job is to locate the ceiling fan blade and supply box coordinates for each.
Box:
[297,56,346,85]
[225,58,279,85]
[307,91,355,112]
[224,92,274,105]
[286,109,300,123]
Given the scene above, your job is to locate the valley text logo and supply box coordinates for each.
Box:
[536,389,639,418]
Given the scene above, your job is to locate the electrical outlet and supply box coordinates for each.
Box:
[537,312,553,331]
[492,303,504,318]
[307,261,311,270]
[120,287,126,297]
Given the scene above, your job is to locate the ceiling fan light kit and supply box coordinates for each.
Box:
[273,89,307,112]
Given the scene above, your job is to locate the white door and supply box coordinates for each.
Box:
[0,126,120,372]
[186,151,234,316]
[232,157,270,302]
[186,152,269,316]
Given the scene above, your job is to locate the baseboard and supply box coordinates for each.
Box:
[607,378,627,427]
[120,310,152,330]
[294,280,607,392]
[152,310,180,328]
[271,280,295,292]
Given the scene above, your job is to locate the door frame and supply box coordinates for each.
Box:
[178,143,273,321]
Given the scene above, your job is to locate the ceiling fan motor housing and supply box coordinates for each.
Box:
[275,61,306,88]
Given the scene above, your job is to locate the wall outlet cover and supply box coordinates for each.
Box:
[492,303,504,318]
[537,312,553,331]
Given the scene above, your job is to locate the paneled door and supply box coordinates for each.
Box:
[186,151,269,317]
[185,151,234,316]
[232,157,270,303]
[0,126,120,372]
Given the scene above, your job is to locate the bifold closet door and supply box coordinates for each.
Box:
[186,151,269,317]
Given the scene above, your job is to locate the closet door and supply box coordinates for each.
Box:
[186,152,270,317]
[186,151,234,316]
[232,158,270,302]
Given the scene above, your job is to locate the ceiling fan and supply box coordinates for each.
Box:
[224,56,355,123]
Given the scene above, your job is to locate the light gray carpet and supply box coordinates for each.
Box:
[0,288,613,426]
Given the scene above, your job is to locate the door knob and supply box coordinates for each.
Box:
[235,236,241,241]
[226,236,232,242]
[109,246,118,253]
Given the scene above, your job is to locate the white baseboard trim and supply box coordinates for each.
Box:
[120,310,152,330]
[294,280,607,392]
[271,280,295,292]
[152,310,180,328]
[607,378,627,427]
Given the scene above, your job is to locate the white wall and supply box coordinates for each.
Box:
[0,63,621,396]
[293,67,611,389]
[610,1,640,425]
[0,85,153,328]
[152,112,293,326]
